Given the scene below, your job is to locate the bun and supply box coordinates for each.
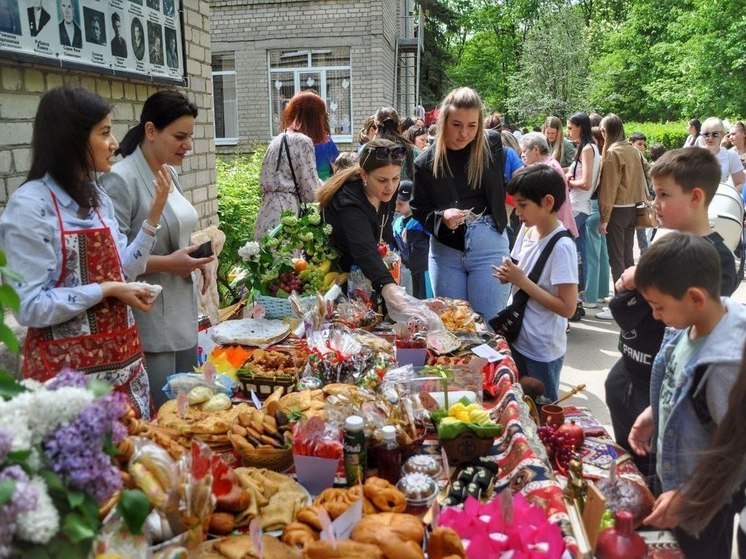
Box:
[208,512,236,535]
[427,527,465,559]
[363,477,406,513]
[350,512,424,545]
[295,506,325,531]
[345,484,377,515]
[314,488,350,519]
[303,540,385,559]
[216,485,251,512]
[282,521,319,550]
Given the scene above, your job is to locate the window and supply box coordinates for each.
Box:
[212,54,238,145]
[268,47,352,142]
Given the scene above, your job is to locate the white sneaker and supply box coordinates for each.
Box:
[598,297,612,304]
[583,302,598,309]
[595,308,614,320]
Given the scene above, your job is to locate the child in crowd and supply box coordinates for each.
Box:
[629,131,651,253]
[629,232,746,558]
[604,147,737,480]
[629,131,647,152]
[650,143,666,162]
[392,180,432,299]
[492,165,578,401]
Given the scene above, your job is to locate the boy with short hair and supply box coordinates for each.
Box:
[392,180,431,299]
[629,131,647,152]
[492,165,578,401]
[604,147,736,480]
[629,232,746,557]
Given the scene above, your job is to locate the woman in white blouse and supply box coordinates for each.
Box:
[701,117,745,192]
[0,86,169,418]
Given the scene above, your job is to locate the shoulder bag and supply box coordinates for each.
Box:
[635,151,657,229]
[489,230,572,342]
[277,132,311,217]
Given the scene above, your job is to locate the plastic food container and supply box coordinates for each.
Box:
[396,472,438,516]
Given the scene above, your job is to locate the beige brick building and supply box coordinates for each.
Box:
[210,0,420,152]
[0,0,218,227]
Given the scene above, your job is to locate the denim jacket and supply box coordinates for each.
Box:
[650,297,746,492]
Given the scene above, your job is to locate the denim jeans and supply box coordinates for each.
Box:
[585,200,610,302]
[510,347,564,402]
[636,227,650,254]
[428,215,510,320]
[573,212,589,293]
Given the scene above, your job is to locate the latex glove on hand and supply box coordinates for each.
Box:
[381,284,444,331]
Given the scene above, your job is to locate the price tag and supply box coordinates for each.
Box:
[176,389,188,418]
[330,497,362,540]
[249,518,263,558]
[203,361,216,384]
[250,390,262,409]
[471,343,504,363]
[440,446,450,477]
[430,498,440,530]
[318,507,337,548]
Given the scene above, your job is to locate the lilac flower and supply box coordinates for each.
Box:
[45,369,88,391]
[43,391,127,504]
[0,467,38,558]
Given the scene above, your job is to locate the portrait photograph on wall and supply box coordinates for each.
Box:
[0,0,184,83]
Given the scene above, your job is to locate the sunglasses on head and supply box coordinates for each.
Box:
[362,145,407,165]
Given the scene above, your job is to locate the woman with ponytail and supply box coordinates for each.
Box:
[367,106,419,180]
[0,86,169,418]
[100,89,214,406]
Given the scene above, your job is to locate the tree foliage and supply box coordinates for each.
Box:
[420,0,744,122]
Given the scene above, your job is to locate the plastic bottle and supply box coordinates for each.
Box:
[376,425,402,485]
[344,415,366,486]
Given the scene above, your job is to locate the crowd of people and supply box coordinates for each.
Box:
[0,83,744,556]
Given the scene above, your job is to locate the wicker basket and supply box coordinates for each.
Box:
[253,294,316,319]
[439,431,495,466]
[229,432,294,472]
[236,369,298,397]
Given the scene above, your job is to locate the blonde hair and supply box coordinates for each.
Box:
[317,138,401,209]
[701,116,725,134]
[542,116,566,165]
[432,87,490,188]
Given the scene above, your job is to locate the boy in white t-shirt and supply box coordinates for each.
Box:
[493,164,579,401]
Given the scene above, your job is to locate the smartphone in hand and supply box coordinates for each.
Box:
[191,240,214,258]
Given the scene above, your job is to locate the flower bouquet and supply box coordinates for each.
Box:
[0,369,150,558]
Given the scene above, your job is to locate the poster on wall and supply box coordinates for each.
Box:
[0,0,184,83]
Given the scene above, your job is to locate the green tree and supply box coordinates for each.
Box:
[506,5,591,122]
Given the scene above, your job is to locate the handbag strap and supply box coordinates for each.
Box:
[638,151,653,199]
[277,132,304,212]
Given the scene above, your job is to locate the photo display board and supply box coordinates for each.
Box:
[0,0,184,83]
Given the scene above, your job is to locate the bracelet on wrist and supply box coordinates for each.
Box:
[142,220,162,235]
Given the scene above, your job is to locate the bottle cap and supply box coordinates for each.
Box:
[345,415,364,431]
[381,425,396,440]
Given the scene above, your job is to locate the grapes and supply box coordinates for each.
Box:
[276,271,304,294]
[537,424,576,469]
[299,267,326,295]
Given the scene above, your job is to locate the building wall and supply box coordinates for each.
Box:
[211,0,408,151]
[0,0,218,228]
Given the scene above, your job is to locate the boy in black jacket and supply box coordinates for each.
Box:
[392,180,432,299]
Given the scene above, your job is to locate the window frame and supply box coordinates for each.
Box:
[267,48,353,144]
[212,53,239,146]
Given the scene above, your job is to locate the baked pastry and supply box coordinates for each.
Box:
[350,512,424,545]
[314,487,350,519]
[303,539,385,559]
[282,521,319,550]
[363,476,406,513]
[344,484,377,515]
[213,534,301,559]
[208,512,236,535]
[427,527,466,559]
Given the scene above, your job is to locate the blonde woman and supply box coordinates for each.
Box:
[701,117,744,192]
[542,116,576,170]
[410,87,510,319]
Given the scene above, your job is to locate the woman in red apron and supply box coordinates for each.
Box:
[0,86,169,419]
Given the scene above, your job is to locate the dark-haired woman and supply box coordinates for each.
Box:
[683,118,706,148]
[101,89,214,406]
[318,139,429,321]
[367,107,419,180]
[0,86,169,418]
[254,91,325,240]
[411,87,510,320]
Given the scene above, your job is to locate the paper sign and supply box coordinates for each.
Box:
[318,508,337,547]
[441,447,450,478]
[471,343,504,363]
[329,497,363,541]
[430,499,441,530]
[249,518,263,558]
[176,390,188,418]
[203,361,217,384]
[250,390,262,409]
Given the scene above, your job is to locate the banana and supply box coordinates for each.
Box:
[322,271,338,289]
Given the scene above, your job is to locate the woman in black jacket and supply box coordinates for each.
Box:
[410,87,509,319]
[318,138,426,319]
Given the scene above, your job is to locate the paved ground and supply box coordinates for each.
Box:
[560,266,746,435]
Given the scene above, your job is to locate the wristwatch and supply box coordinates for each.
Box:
[142,220,162,235]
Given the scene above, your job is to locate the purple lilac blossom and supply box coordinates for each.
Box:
[0,467,38,558]
[45,369,88,391]
[43,391,127,504]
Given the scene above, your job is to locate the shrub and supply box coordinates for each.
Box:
[216,146,265,304]
[623,120,689,151]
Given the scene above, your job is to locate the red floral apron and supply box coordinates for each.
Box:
[23,193,152,418]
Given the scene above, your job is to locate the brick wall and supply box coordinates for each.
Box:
[0,0,218,228]
[211,0,410,151]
